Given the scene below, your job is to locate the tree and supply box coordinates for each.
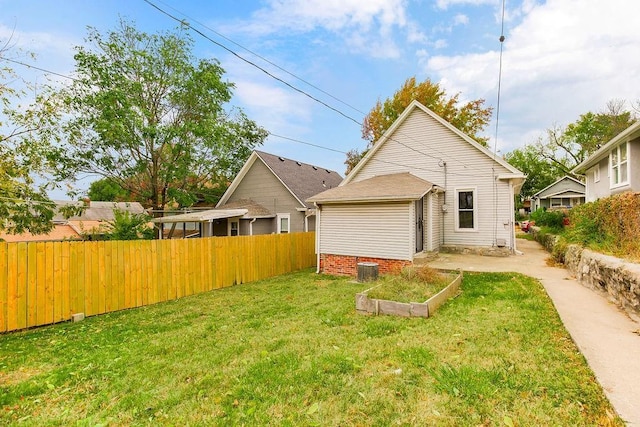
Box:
[0,38,80,234]
[345,76,492,174]
[504,145,564,199]
[48,20,267,212]
[533,101,636,175]
[87,177,129,202]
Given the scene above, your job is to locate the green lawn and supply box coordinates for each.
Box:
[0,269,620,426]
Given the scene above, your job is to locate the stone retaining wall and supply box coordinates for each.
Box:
[530,227,640,321]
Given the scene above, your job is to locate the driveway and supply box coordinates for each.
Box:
[427,238,640,426]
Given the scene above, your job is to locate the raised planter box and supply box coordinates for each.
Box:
[355,269,463,317]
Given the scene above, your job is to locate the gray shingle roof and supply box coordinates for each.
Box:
[307,172,437,204]
[216,198,275,218]
[255,151,343,208]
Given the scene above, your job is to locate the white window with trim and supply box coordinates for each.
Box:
[277,213,290,234]
[593,166,600,183]
[610,142,628,187]
[455,188,477,231]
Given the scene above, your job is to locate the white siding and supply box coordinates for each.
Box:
[353,108,515,250]
[319,203,412,260]
[427,192,441,251]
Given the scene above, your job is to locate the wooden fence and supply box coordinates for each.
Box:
[0,232,316,333]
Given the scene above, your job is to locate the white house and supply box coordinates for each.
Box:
[307,101,525,276]
[573,120,640,201]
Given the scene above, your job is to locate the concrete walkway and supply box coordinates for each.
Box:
[426,238,640,426]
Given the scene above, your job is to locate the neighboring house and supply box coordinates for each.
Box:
[530,176,585,211]
[307,100,525,276]
[215,150,342,235]
[152,151,342,238]
[573,120,640,202]
[0,200,147,242]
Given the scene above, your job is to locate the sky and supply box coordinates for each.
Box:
[2,0,639,197]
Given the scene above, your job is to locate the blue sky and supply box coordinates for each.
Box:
[2,0,640,196]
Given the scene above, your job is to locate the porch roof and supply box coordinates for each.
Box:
[151,209,248,224]
[307,172,439,204]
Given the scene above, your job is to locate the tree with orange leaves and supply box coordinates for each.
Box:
[345,77,492,174]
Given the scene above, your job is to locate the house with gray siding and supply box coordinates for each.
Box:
[215,150,342,235]
[530,176,585,211]
[573,120,640,202]
[307,100,525,276]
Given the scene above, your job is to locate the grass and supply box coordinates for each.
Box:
[366,266,455,303]
[0,269,621,426]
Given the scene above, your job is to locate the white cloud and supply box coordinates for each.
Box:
[225,0,415,58]
[436,0,498,10]
[453,14,470,25]
[424,0,640,152]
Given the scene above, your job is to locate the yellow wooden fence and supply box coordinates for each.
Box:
[0,232,316,333]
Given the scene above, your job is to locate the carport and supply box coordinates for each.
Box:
[152,209,248,239]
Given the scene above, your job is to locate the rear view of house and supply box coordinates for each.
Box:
[308,101,525,276]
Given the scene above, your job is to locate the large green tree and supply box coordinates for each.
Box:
[345,77,492,174]
[533,100,636,175]
[49,21,267,211]
[0,40,79,234]
[504,145,564,199]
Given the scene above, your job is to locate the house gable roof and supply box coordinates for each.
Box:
[343,100,525,186]
[307,172,438,204]
[531,175,585,198]
[53,200,146,222]
[573,120,640,173]
[217,151,343,209]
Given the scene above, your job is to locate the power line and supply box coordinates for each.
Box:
[0,57,80,81]
[142,0,363,127]
[150,0,367,117]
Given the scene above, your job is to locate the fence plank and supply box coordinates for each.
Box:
[52,242,63,323]
[15,243,28,330]
[60,242,70,322]
[0,243,7,332]
[26,244,36,326]
[6,243,19,331]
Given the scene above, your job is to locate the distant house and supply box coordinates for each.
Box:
[530,176,585,211]
[573,120,640,201]
[307,100,525,276]
[0,200,147,242]
[152,151,342,238]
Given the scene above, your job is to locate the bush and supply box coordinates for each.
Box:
[530,208,566,231]
[565,192,640,260]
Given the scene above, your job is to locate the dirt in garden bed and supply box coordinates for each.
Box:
[366,266,456,303]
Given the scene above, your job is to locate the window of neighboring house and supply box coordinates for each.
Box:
[551,198,562,207]
[455,188,477,231]
[593,166,600,183]
[610,143,628,187]
[230,220,239,236]
[277,214,290,234]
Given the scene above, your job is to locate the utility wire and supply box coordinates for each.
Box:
[0,57,80,81]
[143,0,362,127]
[151,0,367,117]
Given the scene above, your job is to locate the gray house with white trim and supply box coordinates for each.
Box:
[573,120,640,201]
[216,150,342,235]
[308,101,525,276]
[531,176,585,211]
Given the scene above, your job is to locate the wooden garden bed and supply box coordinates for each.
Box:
[355,269,463,318]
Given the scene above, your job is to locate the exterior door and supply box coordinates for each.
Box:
[415,197,424,253]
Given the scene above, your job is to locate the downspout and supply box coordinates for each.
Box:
[315,203,321,274]
[249,218,257,236]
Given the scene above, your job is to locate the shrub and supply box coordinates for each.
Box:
[530,208,566,231]
[565,192,640,260]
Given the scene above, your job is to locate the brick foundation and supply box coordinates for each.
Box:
[320,253,411,277]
